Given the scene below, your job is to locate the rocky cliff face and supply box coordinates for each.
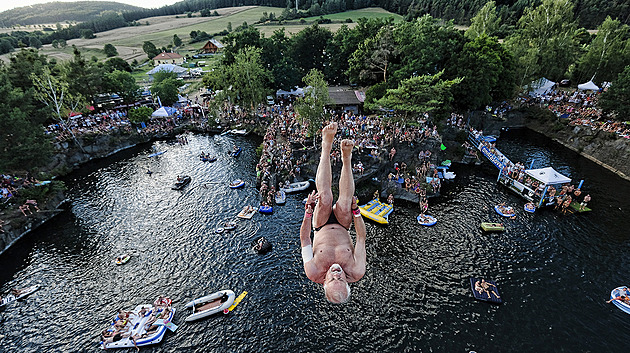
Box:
[466,108,630,180]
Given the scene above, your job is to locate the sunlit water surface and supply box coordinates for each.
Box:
[1,129,629,352]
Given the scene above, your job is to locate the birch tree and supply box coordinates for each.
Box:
[31,68,86,152]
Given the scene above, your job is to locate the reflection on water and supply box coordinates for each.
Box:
[0,130,629,352]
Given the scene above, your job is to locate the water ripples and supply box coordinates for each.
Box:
[1,130,630,352]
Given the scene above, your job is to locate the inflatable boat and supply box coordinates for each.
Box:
[223,221,237,231]
[417,214,437,226]
[480,222,505,232]
[359,199,393,224]
[280,180,311,194]
[184,290,235,322]
[0,285,40,308]
[171,176,191,190]
[101,301,175,350]
[115,254,130,265]
[237,206,256,219]
[259,205,273,214]
[229,179,245,189]
[275,190,286,205]
[494,205,515,217]
[229,129,248,135]
[609,286,630,315]
[524,203,536,213]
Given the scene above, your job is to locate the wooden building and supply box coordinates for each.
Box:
[200,39,224,54]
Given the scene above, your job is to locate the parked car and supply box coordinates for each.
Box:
[559,79,570,87]
[266,95,275,105]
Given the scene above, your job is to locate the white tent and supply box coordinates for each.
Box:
[527,77,556,96]
[152,106,176,117]
[525,167,571,185]
[276,87,305,97]
[577,80,599,91]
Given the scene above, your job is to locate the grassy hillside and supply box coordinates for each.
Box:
[27,6,400,73]
[0,1,144,27]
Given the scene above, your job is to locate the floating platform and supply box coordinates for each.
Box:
[569,201,591,213]
[480,222,504,232]
[359,199,393,224]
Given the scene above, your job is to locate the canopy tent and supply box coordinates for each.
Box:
[152,106,177,117]
[527,77,556,96]
[577,80,599,91]
[525,167,571,185]
[147,64,187,81]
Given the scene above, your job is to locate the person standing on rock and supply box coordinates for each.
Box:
[299,122,367,304]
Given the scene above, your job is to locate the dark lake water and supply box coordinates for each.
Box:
[0,129,629,352]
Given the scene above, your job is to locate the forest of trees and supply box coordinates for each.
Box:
[2,0,630,173]
[0,1,142,27]
[1,0,629,55]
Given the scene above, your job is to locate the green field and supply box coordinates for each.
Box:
[113,7,401,49]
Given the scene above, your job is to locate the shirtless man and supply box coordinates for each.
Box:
[300,122,367,304]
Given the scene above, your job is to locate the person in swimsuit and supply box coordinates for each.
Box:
[300,122,367,304]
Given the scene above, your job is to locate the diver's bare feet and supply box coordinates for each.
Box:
[340,139,354,161]
[321,122,337,151]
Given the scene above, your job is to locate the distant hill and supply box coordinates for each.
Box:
[0,1,144,27]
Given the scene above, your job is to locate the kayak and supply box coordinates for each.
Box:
[229,179,245,189]
[148,151,166,158]
[229,129,248,135]
[231,147,242,157]
[223,221,237,231]
[609,286,630,315]
[237,206,256,219]
[115,254,131,265]
[0,285,40,308]
[480,222,505,232]
[494,205,515,217]
[359,199,393,224]
[417,214,437,226]
[184,290,236,322]
[275,190,286,205]
[172,176,191,190]
[280,180,311,194]
[101,300,175,349]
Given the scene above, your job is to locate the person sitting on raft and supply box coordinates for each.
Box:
[475,279,500,299]
[607,287,630,304]
[607,294,630,304]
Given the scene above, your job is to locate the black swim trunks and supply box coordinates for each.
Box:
[314,211,349,232]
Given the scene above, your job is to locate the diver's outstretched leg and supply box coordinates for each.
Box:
[333,139,355,229]
[313,122,337,228]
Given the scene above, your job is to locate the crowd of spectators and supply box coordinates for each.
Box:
[519,89,630,139]
[255,101,445,213]
[1,173,45,220]
[44,108,192,142]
